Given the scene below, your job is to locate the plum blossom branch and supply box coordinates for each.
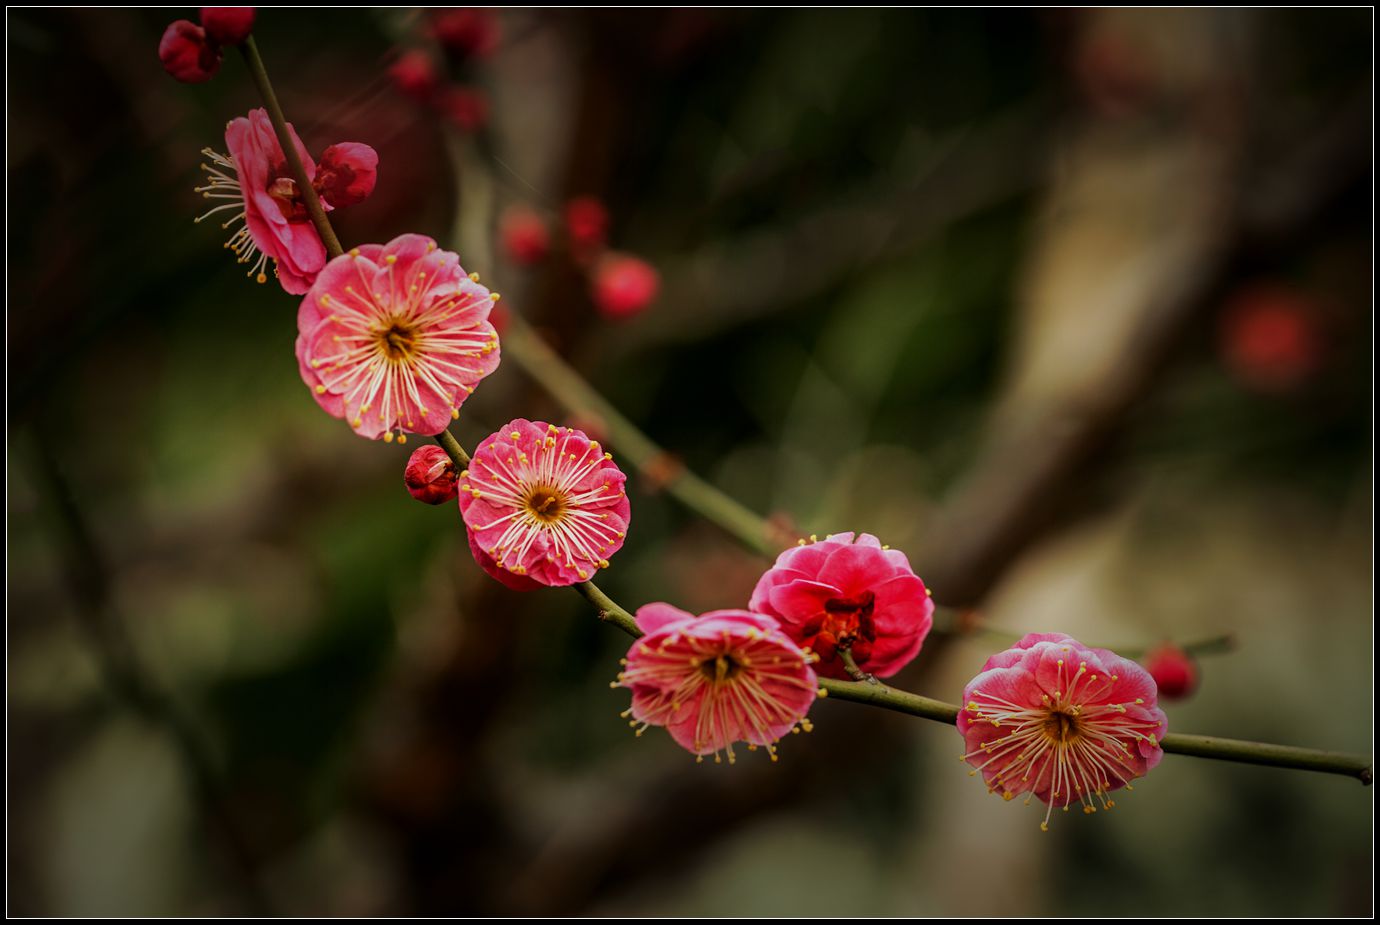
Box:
[238,36,344,260]
[233,26,1370,791]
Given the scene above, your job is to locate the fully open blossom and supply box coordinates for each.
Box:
[159,20,222,83]
[200,7,255,45]
[404,445,459,505]
[195,108,378,294]
[1144,644,1197,700]
[458,419,629,586]
[749,532,933,680]
[958,633,1168,830]
[617,604,819,763]
[296,234,500,441]
[592,253,660,319]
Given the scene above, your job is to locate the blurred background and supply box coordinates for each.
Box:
[6,7,1373,916]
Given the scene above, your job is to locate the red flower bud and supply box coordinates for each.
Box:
[431,8,500,59]
[389,50,440,103]
[435,85,488,132]
[500,205,550,265]
[1219,284,1323,394]
[200,7,256,46]
[159,20,222,84]
[564,195,609,253]
[592,253,660,319]
[314,142,379,208]
[404,445,459,505]
[1144,645,1197,701]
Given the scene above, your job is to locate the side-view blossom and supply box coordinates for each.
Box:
[296,234,501,441]
[616,604,819,763]
[591,253,660,319]
[196,108,379,293]
[958,632,1168,830]
[459,419,629,587]
[160,20,222,83]
[404,445,459,505]
[749,532,933,680]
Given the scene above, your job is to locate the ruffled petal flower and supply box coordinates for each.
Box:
[748,532,934,679]
[458,419,629,586]
[617,606,819,763]
[958,633,1169,830]
[296,234,501,441]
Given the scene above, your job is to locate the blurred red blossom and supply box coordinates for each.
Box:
[389,49,441,103]
[436,85,489,132]
[1144,644,1197,700]
[1219,283,1324,393]
[432,8,500,59]
[500,205,551,266]
[592,253,660,319]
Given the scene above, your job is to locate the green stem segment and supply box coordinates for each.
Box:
[503,314,781,557]
[238,37,344,260]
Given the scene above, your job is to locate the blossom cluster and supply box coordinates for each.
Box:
[164,8,1177,831]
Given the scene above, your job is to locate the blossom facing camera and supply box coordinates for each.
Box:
[296,234,501,441]
[958,633,1168,830]
[1144,644,1197,700]
[404,445,459,505]
[592,254,660,319]
[616,604,819,763]
[458,419,630,587]
[160,20,222,83]
[200,7,256,45]
[500,205,550,266]
[749,532,934,680]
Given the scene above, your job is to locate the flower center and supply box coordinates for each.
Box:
[698,653,742,682]
[1042,708,1082,745]
[522,484,568,524]
[377,321,418,362]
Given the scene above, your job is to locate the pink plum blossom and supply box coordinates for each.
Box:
[458,419,630,587]
[195,108,379,294]
[296,234,501,441]
[617,604,819,763]
[404,445,459,505]
[749,532,934,680]
[958,632,1169,830]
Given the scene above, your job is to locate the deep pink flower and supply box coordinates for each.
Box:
[314,143,378,208]
[389,50,440,103]
[500,205,550,266]
[458,419,630,587]
[958,632,1168,830]
[431,8,500,59]
[592,253,660,319]
[159,20,222,83]
[404,445,459,505]
[617,604,819,763]
[296,234,501,441]
[564,196,609,253]
[200,7,255,45]
[436,86,489,133]
[196,109,378,294]
[749,532,934,680]
[1144,644,1197,700]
